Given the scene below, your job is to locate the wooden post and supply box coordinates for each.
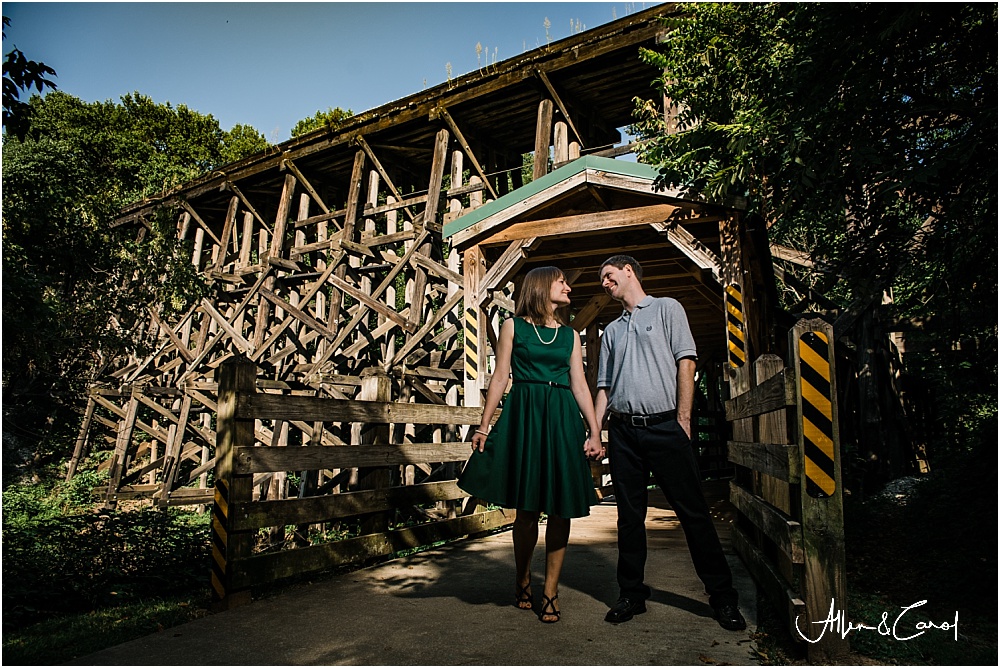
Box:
[359,367,392,534]
[554,120,569,165]
[105,390,140,509]
[211,357,256,610]
[534,99,554,181]
[463,246,486,408]
[66,397,96,481]
[790,318,847,662]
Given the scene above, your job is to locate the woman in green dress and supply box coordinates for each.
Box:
[458,266,604,623]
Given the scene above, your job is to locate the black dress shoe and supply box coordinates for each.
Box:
[714,602,747,631]
[604,597,647,623]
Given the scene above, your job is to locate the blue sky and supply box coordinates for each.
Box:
[3,2,659,143]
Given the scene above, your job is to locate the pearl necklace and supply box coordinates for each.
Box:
[532,321,559,345]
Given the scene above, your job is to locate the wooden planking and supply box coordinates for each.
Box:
[729,481,804,564]
[237,393,483,424]
[725,368,796,421]
[232,480,468,530]
[727,440,799,482]
[233,442,473,474]
[731,523,806,641]
[230,509,511,589]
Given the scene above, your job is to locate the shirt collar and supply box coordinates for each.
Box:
[616,295,655,321]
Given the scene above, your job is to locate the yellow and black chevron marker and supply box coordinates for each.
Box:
[210,479,230,602]
[464,307,478,381]
[798,331,836,498]
[725,283,747,368]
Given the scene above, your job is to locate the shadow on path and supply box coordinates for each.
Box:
[73,484,759,666]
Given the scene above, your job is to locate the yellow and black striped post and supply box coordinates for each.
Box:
[790,319,847,662]
[464,306,479,384]
[797,330,836,498]
[210,479,230,603]
[725,283,747,368]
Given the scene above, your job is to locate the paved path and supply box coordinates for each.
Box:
[75,484,760,665]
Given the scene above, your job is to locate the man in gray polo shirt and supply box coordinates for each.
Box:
[595,254,745,631]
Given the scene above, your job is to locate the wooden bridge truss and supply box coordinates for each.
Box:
[66,5,691,509]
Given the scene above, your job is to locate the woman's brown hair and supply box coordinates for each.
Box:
[515,266,569,326]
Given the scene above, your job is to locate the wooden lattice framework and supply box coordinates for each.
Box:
[67,5,700,508]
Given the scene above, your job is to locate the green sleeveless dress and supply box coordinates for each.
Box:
[458,317,598,519]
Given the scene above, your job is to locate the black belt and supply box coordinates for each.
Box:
[514,379,570,390]
[610,409,677,427]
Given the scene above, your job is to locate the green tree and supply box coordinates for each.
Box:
[2,91,269,480]
[291,106,354,138]
[632,4,996,465]
[2,16,57,139]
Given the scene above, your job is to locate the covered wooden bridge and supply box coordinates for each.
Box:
[69,3,855,661]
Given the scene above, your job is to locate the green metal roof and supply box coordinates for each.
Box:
[442,155,661,240]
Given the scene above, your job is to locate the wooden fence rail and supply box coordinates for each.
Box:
[211,358,511,609]
[726,318,847,664]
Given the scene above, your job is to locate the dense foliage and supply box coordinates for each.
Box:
[2,16,57,138]
[291,105,354,138]
[2,479,211,627]
[632,3,997,466]
[2,476,212,663]
[2,89,270,481]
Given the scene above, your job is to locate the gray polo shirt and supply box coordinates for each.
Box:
[597,295,697,414]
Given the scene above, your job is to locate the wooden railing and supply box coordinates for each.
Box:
[211,359,511,609]
[726,319,847,663]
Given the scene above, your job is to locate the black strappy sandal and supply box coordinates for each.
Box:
[515,582,533,610]
[539,593,561,623]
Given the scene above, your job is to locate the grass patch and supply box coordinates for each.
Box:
[2,594,210,665]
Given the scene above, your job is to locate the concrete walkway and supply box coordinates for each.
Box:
[74,484,760,666]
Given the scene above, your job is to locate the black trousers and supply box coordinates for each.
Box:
[608,416,738,608]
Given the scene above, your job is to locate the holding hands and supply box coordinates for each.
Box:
[584,433,605,461]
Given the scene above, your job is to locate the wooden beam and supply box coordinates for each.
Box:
[232,480,468,530]
[391,289,464,366]
[147,307,195,364]
[281,158,330,214]
[571,294,611,332]
[535,68,585,147]
[434,107,498,199]
[482,203,679,246]
[212,196,240,271]
[225,181,273,235]
[238,394,484,425]
[177,199,222,247]
[725,369,796,421]
[650,221,723,285]
[329,274,414,333]
[341,150,367,242]
[727,441,800,482]
[201,298,253,354]
[354,135,415,221]
[258,286,337,340]
[479,237,539,304]
[730,481,804,564]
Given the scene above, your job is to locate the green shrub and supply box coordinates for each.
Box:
[2,481,211,631]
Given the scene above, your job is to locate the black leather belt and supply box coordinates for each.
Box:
[610,409,677,427]
[514,379,570,390]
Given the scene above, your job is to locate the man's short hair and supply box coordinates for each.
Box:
[600,254,643,282]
